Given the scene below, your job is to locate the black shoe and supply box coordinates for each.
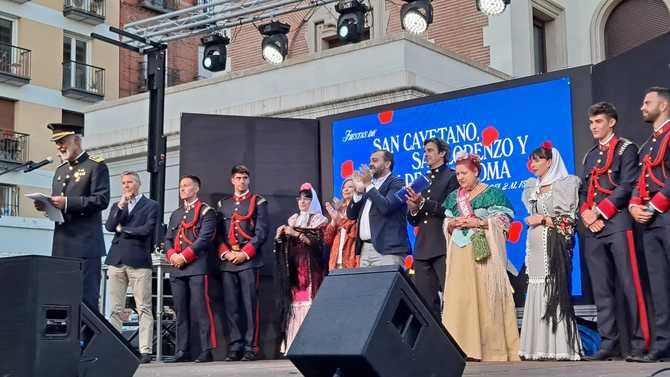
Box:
[166,350,191,363]
[241,351,257,361]
[625,351,646,362]
[636,352,666,363]
[139,353,152,364]
[584,350,620,361]
[194,350,212,363]
[224,351,242,361]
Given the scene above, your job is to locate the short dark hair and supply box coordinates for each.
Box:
[373,149,394,171]
[231,164,250,176]
[180,175,201,187]
[424,137,450,163]
[530,146,553,161]
[588,102,618,122]
[646,86,670,103]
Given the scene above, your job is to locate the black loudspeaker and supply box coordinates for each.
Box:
[287,266,466,377]
[0,255,82,377]
[79,302,140,377]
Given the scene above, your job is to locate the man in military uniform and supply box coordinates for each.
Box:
[165,175,217,363]
[406,138,458,318]
[217,164,269,362]
[578,102,647,361]
[629,87,670,362]
[36,123,110,311]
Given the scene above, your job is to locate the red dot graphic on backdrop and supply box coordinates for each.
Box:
[481,126,500,147]
[507,221,523,243]
[340,160,354,178]
[378,111,394,125]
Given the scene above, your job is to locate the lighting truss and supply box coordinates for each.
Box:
[122,0,340,51]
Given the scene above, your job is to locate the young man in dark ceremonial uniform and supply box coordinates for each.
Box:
[217,165,269,361]
[406,138,458,318]
[578,102,647,361]
[36,123,110,311]
[165,175,217,363]
[629,87,670,362]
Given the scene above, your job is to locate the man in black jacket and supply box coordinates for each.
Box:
[578,102,646,361]
[104,171,160,364]
[36,123,110,311]
[347,150,409,267]
[407,138,458,318]
[216,164,269,362]
[165,175,217,363]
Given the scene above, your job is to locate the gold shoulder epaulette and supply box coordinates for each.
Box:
[89,155,105,163]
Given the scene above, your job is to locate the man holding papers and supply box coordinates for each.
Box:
[34,123,110,311]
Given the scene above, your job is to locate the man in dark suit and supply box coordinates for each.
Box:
[347,150,409,267]
[629,87,670,362]
[104,171,160,364]
[406,138,458,318]
[36,123,110,311]
[165,175,217,363]
[578,102,647,361]
[216,164,269,362]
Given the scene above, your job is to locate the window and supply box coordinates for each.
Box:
[0,98,14,130]
[604,0,670,59]
[532,17,547,74]
[0,18,12,45]
[63,34,89,90]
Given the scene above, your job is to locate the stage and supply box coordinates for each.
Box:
[134,360,666,377]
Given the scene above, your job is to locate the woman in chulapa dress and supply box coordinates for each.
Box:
[519,141,582,360]
[441,153,520,361]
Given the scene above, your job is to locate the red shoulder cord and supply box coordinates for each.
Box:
[228,195,257,247]
[585,136,618,209]
[174,201,202,252]
[639,128,670,201]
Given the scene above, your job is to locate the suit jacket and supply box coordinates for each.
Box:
[104,196,160,269]
[51,152,110,259]
[346,174,410,256]
[165,200,216,277]
[630,120,670,228]
[579,136,638,238]
[408,164,458,260]
[216,192,269,272]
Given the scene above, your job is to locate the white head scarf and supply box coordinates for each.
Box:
[538,147,569,187]
[293,182,324,228]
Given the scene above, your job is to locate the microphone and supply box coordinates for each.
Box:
[24,157,53,173]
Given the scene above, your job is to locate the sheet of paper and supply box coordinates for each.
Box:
[25,193,64,223]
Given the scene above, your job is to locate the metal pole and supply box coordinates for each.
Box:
[155,263,164,361]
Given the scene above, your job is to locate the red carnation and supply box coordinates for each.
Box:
[542,141,553,151]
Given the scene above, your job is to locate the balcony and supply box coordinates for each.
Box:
[0,129,29,165]
[8,0,31,3]
[0,44,31,86]
[63,0,105,25]
[0,184,19,217]
[142,0,179,13]
[62,61,105,102]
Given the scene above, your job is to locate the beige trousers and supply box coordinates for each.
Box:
[107,265,154,354]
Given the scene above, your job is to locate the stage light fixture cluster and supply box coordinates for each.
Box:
[476,0,511,16]
[201,34,230,72]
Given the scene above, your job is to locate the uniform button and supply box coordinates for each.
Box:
[639,163,643,166]
[60,192,64,195]
[62,183,66,186]
[608,170,612,173]
[66,175,70,179]
[423,220,428,224]
[183,215,187,219]
[646,174,650,178]
[68,166,73,171]
[599,151,603,155]
[650,147,654,152]
[653,138,657,142]
[431,175,436,179]
[425,212,429,216]
[235,202,240,205]
[426,197,431,200]
[427,189,431,193]
[597,159,602,163]
[57,176,61,181]
[234,208,238,212]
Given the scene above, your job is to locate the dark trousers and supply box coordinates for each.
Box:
[222,268,260,353]
[413,255,446,319]
[584,231,646,353]
[643,226,670,355]
[82,257,101,311]
[170,274,216,354]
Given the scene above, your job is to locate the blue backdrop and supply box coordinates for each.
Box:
[330,77,583,295]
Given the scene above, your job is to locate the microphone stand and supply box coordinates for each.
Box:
[0,160,35,177]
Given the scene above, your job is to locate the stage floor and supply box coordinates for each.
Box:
[134,359,667,377]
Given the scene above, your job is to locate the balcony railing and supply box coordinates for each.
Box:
[0,129,29,164]
[63,0,105,25]
[62,61,105,102]
[0,43,31,86]
[142,0,179,13]
[0,184,19,217]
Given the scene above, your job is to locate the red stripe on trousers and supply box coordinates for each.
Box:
[626,230,651,350]
[204,274,218,349]
[253,270,261,353]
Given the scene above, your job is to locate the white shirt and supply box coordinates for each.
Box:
[128,194,143,213]
[353,171,391,241]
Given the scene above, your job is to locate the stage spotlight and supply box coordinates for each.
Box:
[201,34,230,72]
[335,0,368,43]
[259,21,291,65]
[476,0,511,16]
[400,0,433,35]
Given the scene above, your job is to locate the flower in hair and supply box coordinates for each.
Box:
[542,141,553,151]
